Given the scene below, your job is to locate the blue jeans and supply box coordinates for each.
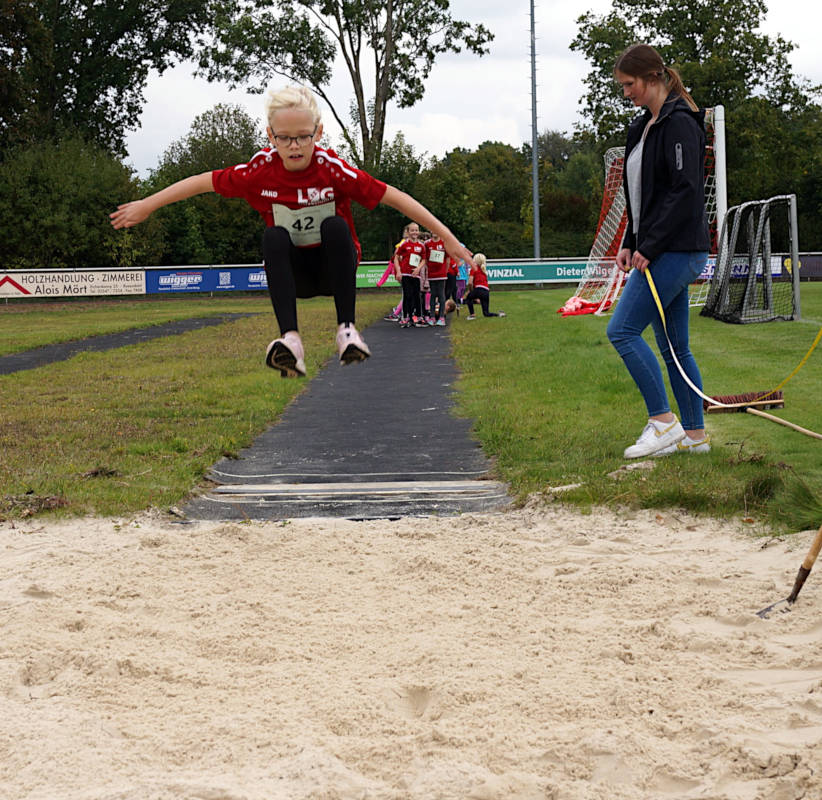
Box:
[606,251,708,432]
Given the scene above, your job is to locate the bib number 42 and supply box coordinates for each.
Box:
[272,200,335,247]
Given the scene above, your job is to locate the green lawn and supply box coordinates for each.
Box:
[1,285,820,530]
[0,294,272,356]
[449,282,822,531]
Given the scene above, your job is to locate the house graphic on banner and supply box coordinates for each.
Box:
[0,275,31,296]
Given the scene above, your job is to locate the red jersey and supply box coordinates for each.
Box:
[424,238,448,279]
[470,266,489,290]
[446,256,459,277]
[395,239,426,276]
[211,145,387,262]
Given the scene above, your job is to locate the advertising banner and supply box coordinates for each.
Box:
[485,261,588,284]
[3,254,819,301]
[356,262,393,288]
[0,270,145,298]
[355,259,592,288]
[144,266,268,293]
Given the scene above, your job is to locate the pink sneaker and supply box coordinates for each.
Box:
[336,323,371,365]
[265,331,306,378]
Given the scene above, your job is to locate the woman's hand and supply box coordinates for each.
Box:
[631,250,650,272]
[616,248,632,272]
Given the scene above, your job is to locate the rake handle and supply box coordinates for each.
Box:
[787,524,822,604]
[744,408,822,440]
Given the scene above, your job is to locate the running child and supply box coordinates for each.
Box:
[110,85,473,377]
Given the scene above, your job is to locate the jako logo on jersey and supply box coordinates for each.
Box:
[297,187,335,205]
[261,189,278,198]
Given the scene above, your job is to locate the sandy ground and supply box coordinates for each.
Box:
[1,503,821,800]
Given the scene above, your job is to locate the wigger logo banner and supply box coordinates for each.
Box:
[144,267,268,293]
[0,271,146,298]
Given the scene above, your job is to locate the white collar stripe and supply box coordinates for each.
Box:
[315,147,358,179]
[234,148,271,170]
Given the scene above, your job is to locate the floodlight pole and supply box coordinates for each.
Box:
[530,0,540,258]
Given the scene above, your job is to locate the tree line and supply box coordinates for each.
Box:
[1,0,820,271]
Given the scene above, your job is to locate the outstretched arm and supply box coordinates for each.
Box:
[380,185,474,267]
[110,172,214,229]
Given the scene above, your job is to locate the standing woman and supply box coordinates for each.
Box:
[606,44,711,459]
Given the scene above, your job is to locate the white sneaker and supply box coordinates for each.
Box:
[265,331,306,378]
[654,433,711,457]
[336,323,371,365]
[623,418,685,459]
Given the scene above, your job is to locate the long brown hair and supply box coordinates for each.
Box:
[614,43,698,111]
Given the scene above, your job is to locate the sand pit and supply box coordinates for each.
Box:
[2,504,821,799]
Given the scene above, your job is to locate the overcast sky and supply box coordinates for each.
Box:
[124,0,822,177]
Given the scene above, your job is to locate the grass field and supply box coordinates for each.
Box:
[1,285,820,530]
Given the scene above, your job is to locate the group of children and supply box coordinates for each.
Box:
[380,223,505,327]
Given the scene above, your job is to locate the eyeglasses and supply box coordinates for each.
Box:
[271,128,317,146]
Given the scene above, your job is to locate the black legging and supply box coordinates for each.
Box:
[401,275,421,319]
[262,216,357,334]
[465,286,500,317]
[429,278,447,320]
[445,273,458,304]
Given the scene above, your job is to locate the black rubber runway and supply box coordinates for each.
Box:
[0,313,259,375]
[184,317,509,520]
[4,309,509,520]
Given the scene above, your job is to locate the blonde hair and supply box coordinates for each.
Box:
[264,85,322,127]
[474,253,487,272]
[614,44,698,112]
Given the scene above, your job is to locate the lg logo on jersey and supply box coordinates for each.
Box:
[297,187,335,205]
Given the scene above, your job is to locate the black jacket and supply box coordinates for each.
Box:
[621,93,710,262]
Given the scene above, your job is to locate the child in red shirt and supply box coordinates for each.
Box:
[424,234,449,326]
[111,85,473,377]
[393,222,426,327]
[465,253,506,320]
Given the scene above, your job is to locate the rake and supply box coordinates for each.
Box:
[757,523,822,618]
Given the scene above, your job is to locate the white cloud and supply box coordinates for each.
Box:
[124,0,822,177]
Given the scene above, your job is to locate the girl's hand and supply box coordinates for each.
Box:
[616,248,632,272]
[443,235,474,268]
[110,200,151,229]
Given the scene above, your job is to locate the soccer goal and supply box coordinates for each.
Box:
[699,194,800,323]
[564,105,727,316]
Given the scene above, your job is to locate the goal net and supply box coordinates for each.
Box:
[560,106,726,316]
[700,194,800,323]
